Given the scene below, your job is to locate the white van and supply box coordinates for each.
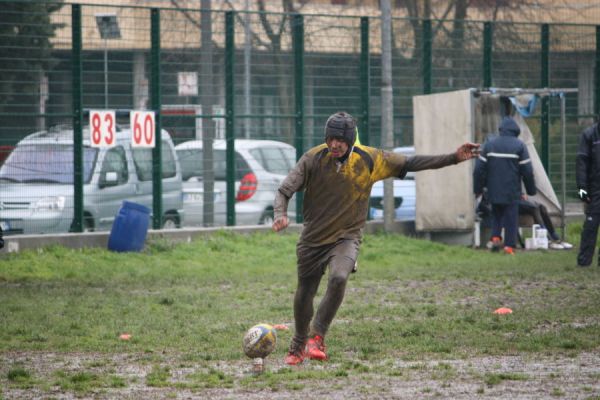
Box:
[0,126,184,234]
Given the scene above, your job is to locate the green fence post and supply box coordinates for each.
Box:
[422,19,432,95]
[595,26,600,118]
[72,4,83,233]
[225,11,236,226]
[360,16,370,146]
[151,8,163,229]
[483,22,493,88]
[293,13,304,224]
[541,23,550,172]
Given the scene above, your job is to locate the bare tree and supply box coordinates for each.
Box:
[221,0,305,141]
[395,0,541,58]
[167,0,218,225]
[255,0,297,141]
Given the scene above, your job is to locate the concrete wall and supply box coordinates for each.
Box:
[0,220,417,254]
[1,204,583,254]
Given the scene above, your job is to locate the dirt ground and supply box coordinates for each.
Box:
[2,350,600,399]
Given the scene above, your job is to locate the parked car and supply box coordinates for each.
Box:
[369,146,416,221]
[0,145,13,166]
[0,125,184,234]
[175,139,296,226]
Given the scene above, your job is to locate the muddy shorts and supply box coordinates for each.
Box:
[296,238,361,279]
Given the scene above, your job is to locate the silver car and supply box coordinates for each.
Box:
[0,126,184,234]
[176,139,296,226]
[369,146,416,221]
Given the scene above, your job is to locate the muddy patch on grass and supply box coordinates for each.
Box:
[2,351,600,399]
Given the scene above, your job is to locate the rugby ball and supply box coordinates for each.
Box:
[242,323,277,358]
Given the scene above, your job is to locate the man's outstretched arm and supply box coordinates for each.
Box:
[455,142,480,162]
[404,142,480,172]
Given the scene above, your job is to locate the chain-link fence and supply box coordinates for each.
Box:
[0,1,597,235]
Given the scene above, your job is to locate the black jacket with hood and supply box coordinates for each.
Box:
[576,122,600,213]
[473,117,536,204]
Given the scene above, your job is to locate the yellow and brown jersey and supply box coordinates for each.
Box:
[276,143,404,245]
[275,143,458,246]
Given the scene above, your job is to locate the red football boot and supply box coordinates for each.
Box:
[306,335,327,361]
[284,348,305,366]
[490,236,502,252]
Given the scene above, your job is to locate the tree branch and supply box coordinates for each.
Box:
[169,0,201,29]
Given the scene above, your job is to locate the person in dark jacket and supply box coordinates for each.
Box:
[473,116,536,254]
[575,121,600,267]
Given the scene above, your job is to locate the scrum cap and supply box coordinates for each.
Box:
[325,112,357,146]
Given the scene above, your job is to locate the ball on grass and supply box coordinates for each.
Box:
[242,323,277,359]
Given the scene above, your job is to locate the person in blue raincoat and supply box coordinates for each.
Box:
[473,116,536,254]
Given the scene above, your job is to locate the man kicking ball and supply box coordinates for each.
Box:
[272,111,479,365]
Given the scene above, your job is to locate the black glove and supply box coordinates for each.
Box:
[578,188,591,203]
[476,196,492,219]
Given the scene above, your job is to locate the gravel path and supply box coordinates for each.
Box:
[2,350,600,399]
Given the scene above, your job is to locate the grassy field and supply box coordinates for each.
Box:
[1,227,599,399]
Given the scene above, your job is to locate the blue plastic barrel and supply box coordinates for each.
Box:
[107,201,151,252]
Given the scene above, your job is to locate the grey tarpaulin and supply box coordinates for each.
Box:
[413,89,475,232]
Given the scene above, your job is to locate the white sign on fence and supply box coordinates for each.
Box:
[89,110,116,147]
[130,111,155,148]
[178,71,198,96]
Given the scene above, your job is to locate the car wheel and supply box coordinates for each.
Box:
[259,208,274,225]
[83,217,95,232]
[70,217,95,233]
[162,214,179,230]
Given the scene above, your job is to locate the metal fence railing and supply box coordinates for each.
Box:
[0,1,598,235]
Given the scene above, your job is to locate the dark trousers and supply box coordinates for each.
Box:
[289,239,359,352]
[577,213,600,266]
[518,200,560,241]
[491,202,519,248]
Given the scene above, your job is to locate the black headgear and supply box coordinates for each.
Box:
[325,112,357,146]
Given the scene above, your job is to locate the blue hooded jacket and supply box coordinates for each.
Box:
[473,117,536,204]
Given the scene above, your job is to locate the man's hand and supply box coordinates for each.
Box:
[272,216,289,232]
[456,142,480,162]
[578,188,591,203]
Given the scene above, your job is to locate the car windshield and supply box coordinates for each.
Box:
[249,147,295,175]
[0,144,98,184]
[177,148,251,181]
